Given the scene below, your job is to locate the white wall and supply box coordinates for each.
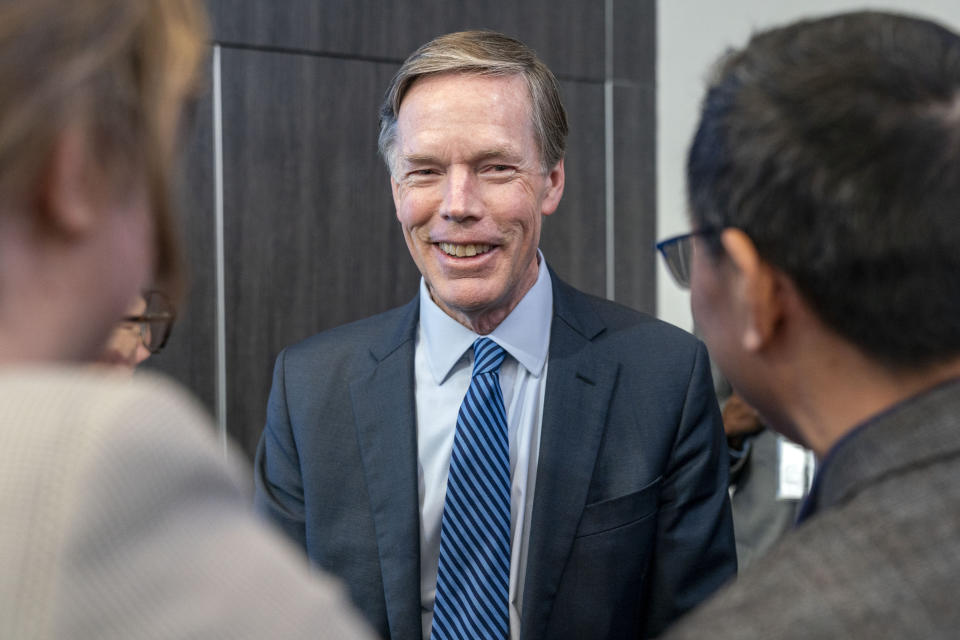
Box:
[656,0,960,331]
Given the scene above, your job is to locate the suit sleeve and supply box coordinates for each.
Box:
[52,379,376,640]
[253,348,309,550]
[643,341,737,637]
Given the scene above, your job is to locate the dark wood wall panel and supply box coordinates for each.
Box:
[208,0,604,80]
[611,0,656,312]
[539,79,606,297]
[220,48,417,456]
[144,88,218,412]
[613,85,656,313]
[612,0,656,83]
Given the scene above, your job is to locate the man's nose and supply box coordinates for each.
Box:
[441,166,480,221]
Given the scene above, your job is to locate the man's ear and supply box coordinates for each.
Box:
[720,228,783,352]
[540,158,565,217]
[36,127,98,237]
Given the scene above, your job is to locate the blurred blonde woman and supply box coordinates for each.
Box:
[0,1,373,638]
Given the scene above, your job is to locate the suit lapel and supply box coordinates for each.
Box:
[521,276,619,640]
[351,298,423,640]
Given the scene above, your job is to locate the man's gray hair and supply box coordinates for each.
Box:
[378,30,568,176]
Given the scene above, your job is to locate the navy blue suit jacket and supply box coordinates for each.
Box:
[254,274,736,639]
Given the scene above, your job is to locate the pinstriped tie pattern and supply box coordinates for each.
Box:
[431,337,510,640]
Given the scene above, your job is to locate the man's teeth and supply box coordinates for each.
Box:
[438,242,493,257]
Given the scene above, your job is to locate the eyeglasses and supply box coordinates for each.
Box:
[655,227,720,289]
[123,290,176,354]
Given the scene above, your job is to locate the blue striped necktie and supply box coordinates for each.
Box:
[431,337,510,640]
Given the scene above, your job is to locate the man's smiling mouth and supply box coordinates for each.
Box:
[437,242,494,257]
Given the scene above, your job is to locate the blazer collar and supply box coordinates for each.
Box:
[370,295,420,362]
[548,265,606,343]
[814,376,960,514]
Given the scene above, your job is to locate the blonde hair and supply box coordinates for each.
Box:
[0,0,208,299]
[378,30,568,175]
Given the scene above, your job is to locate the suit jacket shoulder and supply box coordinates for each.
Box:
[552,276,705,362]
[549,278,713,423]
[282,297,419,377]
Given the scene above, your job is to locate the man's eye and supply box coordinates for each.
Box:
[405,169,439,182]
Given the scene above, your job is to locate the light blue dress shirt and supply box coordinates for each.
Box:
[416,252,553,640]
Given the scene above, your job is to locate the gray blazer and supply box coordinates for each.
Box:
[255,273,736,640]
[663,378,960,639]
[0,369,375,640]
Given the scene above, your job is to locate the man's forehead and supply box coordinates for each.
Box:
[394,128,534,168]
[393,73,537,160]
[397,71,532,113]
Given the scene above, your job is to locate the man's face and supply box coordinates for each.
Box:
[690,237,741,389]
[390,73,564,330]
[690,232,794,439]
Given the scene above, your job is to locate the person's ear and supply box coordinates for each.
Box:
[720,228,783,352]
[540,158,565,217]
[36,126,99,237]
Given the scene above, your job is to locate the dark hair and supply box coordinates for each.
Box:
[687,11,960,369]
[378,30,568,175]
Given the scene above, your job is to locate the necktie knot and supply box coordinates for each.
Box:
[472,337,505,376]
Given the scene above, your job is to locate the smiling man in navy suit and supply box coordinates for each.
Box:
[254,30,735,640]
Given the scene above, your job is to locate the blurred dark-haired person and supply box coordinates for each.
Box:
[0,1,374,637]
[255,29,735,640]
[659,10,960,640]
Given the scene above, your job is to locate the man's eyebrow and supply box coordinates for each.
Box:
[399,153,439,166]
[473,148,522,163]
[398,148,524,167]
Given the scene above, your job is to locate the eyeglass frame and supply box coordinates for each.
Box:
[655,227,722,289]
[123,290,176,354]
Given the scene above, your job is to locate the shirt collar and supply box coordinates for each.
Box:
[419,251,553,385]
